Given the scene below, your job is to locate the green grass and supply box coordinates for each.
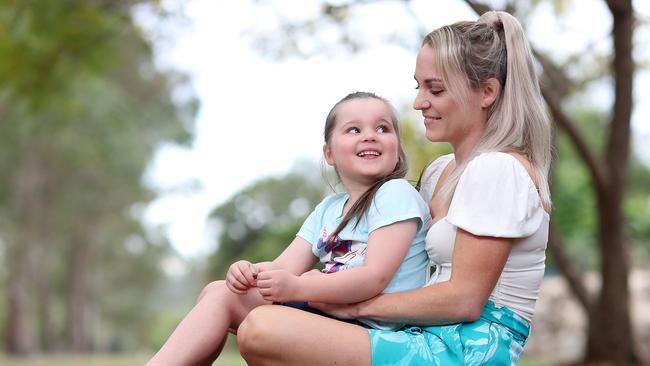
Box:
[0,335,247,366]
[0,350,246,366]
[0,332,546,366]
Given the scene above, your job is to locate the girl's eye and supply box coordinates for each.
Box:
[431,89,444,96]
[347,127,360,134]
[377,125,390,133]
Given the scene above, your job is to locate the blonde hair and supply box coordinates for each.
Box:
[423,11,552,208]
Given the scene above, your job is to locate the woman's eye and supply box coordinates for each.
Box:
[431,89,444,96]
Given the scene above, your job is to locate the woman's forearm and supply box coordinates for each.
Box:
[356,281,483,325]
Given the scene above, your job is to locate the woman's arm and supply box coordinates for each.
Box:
[257,219,418,303]
[313,228,513,324]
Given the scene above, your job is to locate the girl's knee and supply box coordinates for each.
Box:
[237,305,277,358]
[197,280,228,302]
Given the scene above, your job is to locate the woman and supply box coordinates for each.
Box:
[237,10,551,366]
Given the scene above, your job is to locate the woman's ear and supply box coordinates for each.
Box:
[481,78,501,109]
[323,144,335,166]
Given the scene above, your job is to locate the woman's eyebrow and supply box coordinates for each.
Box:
[414,76,443,84]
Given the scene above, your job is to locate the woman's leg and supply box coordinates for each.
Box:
[147,280,268,366]
[238,305,372,366]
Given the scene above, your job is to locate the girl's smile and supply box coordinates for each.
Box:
[324,97,400,192]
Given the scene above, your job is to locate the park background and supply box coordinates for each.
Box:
[1,0,649,365]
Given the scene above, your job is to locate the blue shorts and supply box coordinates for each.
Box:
[368,301,530,365]
[274,301,370,328]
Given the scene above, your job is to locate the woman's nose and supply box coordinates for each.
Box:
[413,91,430,110]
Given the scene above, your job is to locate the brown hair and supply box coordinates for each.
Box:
[323,92,408,239]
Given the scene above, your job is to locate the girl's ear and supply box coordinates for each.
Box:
[323,144,335,166]
[481,78,501,109]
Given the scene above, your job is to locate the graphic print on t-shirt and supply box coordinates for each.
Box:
[317,227,367,273]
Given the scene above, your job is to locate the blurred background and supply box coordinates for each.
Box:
[0,0,649,365]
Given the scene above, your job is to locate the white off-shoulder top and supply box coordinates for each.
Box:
[419,152,549,322]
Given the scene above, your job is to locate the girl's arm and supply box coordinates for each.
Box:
[270,236,319,275]
[257,219,418,303]
[226,236,318,294]
[312,228,513,324]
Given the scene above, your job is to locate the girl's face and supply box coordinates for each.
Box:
[413,44,487,151]
[324,98,399,189]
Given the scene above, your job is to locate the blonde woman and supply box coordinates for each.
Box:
[237,11,551,366]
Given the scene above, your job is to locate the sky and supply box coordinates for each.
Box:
[136,0,650,259]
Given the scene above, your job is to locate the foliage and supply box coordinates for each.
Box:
[0,0,196,354]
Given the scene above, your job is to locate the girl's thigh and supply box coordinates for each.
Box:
[238,304,372,366]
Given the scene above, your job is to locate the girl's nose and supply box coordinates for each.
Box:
[362,129,377,142]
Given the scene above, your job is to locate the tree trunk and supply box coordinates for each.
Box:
[67,236,94,352]
[5,267,35,355]
[4,151,49,355]
[585,0,637,364]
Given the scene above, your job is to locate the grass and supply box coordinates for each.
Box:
[0,334,548,366]
[0,350,246,366]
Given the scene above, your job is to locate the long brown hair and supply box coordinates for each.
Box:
[323,92,408,239]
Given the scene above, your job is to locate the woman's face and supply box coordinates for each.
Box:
[413,44,486,151]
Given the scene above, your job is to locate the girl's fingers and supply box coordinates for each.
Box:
[225,279,246,294]
[241,264,258,286]
[227,270,249,291]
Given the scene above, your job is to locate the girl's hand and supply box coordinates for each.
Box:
[226,260,258,294]
[256,269,301,302]
[308,301,360,320]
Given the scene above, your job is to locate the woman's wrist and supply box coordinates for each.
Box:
[355,297,374,318]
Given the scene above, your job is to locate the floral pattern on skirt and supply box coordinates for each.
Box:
[368,301,530,365]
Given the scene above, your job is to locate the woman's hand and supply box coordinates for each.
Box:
[308,301,360,320]
[256,269,301,302]
[225,260,258,294]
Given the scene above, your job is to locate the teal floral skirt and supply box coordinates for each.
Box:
[368,301,530,365]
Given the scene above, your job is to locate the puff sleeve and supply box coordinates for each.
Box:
[445,152,545,238]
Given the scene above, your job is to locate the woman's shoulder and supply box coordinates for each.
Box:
[418,153,454,202]
[422,153,455,178]
[465,151,539,192]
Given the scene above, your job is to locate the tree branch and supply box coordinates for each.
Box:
[541,87,610,193]
[547,222,593,311]
[604,0,634,195]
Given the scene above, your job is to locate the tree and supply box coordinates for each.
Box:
[244,0,646,363]
[0,0,195,354]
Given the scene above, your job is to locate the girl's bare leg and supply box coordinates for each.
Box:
[147,280,268,366]
[237,305,372,366]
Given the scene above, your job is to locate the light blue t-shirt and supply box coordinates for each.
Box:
[297,179,431,330]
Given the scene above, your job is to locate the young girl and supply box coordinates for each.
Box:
[146,91,430,365]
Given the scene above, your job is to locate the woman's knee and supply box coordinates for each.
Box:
[237,305,278,358]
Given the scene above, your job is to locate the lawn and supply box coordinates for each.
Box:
[0,333,548,366]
